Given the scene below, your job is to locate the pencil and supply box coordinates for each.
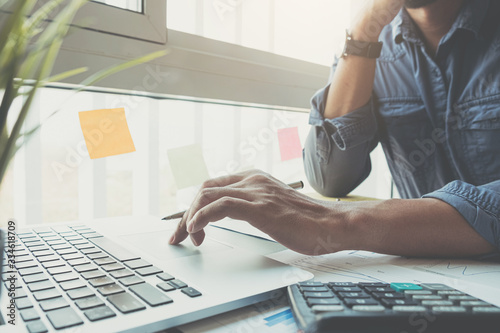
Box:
[161,180,304,220]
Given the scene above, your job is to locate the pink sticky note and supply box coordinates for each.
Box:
[277,127,302,161]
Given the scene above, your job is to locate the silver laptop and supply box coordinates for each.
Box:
[0,216,312,332]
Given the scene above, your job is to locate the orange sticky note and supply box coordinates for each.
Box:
[277,127,302,161]
[78,108,136,159]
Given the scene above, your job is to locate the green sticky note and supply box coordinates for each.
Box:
[167,144,210,189]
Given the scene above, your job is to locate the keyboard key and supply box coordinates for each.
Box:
[23,273,48,284]
[51,226,73,234]
[56,249,77,256]
[47,265,72,275]
[33,289,61,301]
[130,283,173,306]
[74,263,99,273]
[42,260,65,269]
[52,244,71,251]
[62,253,83,261]
[26,320,48,333]
[473,306,500,313]
[21,308,40,321]
[120,276,145,287]
[87,252,108,260]
[67,258,90,267]
[136,266,163,276]
[16,261,37,270]
[311,305,345,312]
[46,307,83,329]
[12,288,27,298]
[422,300,454,306]
[53,272,79,283]
[101,263,124,272]
[90,237,140,262]
[84,232,103,239]
[84,305,116,321]
[108,292,146,313]
[16,297,33,310]
[81,269,106,280]
[75,296,105,310]
[37,254,59,263]
[81,247,100,255]
[404,290,433,295]
[28,280,54,292]
[168,279,187,289]
[89,276,115,288]
[39,297,70,311]
[94,257,116,265]
[67,287,95,300]
[157,282,175,292]
[157,272,175,281]
[75,243,95,250]
[181,287,202,298]
[365,287,394,293]
[98,284,125,296]
[124,259,152,270]
[110,269,134,279]
[59,279,86,291]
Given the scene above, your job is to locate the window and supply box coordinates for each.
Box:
[0,0,393,227]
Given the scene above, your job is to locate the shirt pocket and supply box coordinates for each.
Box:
[377,99,437,177]
[456,96,500,185]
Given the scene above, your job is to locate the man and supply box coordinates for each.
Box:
[170,0,499,257]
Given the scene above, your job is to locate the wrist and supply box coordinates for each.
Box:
[350,17,384,42]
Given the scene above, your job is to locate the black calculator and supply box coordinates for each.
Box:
[287,281,500,333]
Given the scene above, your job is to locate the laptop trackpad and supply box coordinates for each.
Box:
[120,231,231,261]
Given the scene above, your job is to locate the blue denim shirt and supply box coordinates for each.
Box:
[303,0,500,250]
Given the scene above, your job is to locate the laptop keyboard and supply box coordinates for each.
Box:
[2,225,202,333]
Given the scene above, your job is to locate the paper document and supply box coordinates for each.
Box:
[267,249,500,307]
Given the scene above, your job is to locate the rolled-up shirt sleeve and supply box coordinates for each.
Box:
[423,180,500,251]
[303,73,379,197]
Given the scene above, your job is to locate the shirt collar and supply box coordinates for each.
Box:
[390,0,491,44]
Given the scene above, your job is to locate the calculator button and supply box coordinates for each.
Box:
[382,299,418,307]
[412,295,442,300]
[373,292,405,299]
[432,306,467,313]
[460,300,490,307]
[338,292,371,299]
[472,307,500,313]
[304,291,335,298]
[437,290,464,296]
[301,286,329,293]
[404,290,432,295]
[390,283,422,292]
[307,298,342,306]
[312,305,344,312]
[331,287,363,293]
[329,282,357,288]
[448,296,477,301]
[352,305,386,312]
[299,281,325,288]
[393,305,427,312]
[421,300,453,306]
[365,287,394,293]
[344,298,379,306]
[421,283,454,291]
[358,283,388,288]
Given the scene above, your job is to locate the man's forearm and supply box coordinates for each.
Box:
[343,198,496,257]
[324,1,403,119]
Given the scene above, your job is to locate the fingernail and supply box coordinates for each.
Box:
[192,237,199,246]
[168,235,175,244]
[187,221,193,233]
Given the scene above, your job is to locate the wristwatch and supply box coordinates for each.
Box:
[342,29,383,59]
